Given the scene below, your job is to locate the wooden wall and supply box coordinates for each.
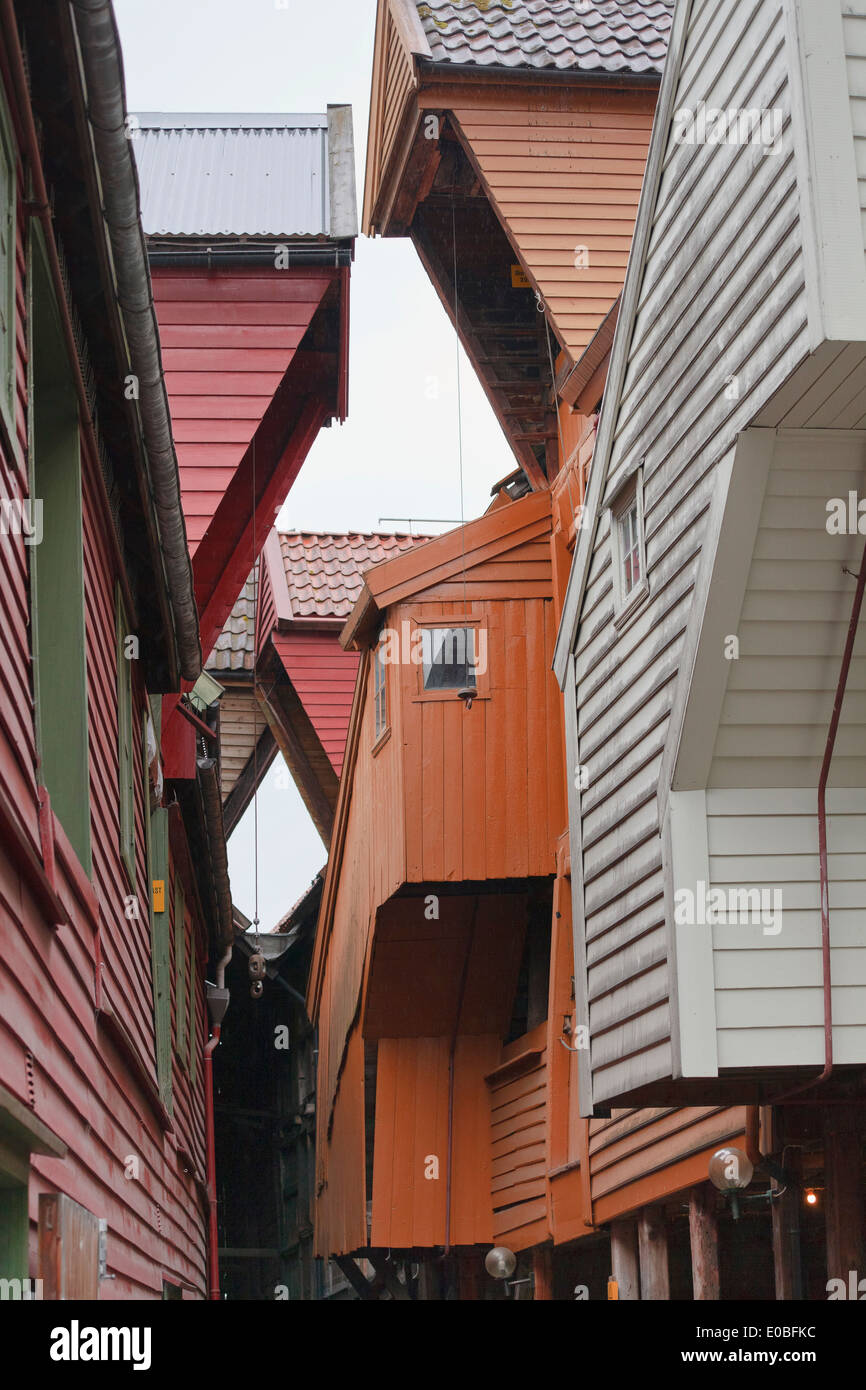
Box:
[843,0,866,249]
[152,267,331,551]
[448,82,655,360]
[0,78,209,1297]
[569,0,810,1108]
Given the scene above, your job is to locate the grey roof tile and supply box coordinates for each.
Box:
[415,1,673,75]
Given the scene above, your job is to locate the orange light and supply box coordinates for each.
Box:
[805,1190,818,1206]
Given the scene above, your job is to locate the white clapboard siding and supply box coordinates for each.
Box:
[842,0,866,248]
[709,434,866,789]
[707,787,866,1067]
[573,0,809,1107]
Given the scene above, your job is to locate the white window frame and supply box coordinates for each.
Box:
[609,464,648,626]
[373,641,389,746]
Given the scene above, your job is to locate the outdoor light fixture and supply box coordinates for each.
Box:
[458,685,477,709]
[485,1246,517,1280]
[708,1146,754,1220]
[805,1189,818,1207]
[206,983,230,1027]
[189,670,225,713]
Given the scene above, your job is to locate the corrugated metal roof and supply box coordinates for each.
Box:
[415,0,673,75]
[207,566,258,672]
[134,113,335,237]
[279,532,432,620]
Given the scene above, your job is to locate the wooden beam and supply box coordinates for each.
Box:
[824,1107,864,1285]
[771,1149,802,1301]
[688,1184,720,1300]
[221,724,278,838]
[533,1246,553,1300]
[256,683,336,845]
[638,1205,670,1301]
[333,1255,377,1301]
[609,1218,640,1300]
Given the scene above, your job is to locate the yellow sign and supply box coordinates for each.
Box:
[511,264,531,289]
[607,1275,619,1300]
[152,879,165,913]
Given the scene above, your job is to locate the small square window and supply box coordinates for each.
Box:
[421,627,477,691]
[610,466,648,623]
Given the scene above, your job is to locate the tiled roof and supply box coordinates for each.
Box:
[415,0,673,75]
[278,532,432,620]
[207,567,258,672]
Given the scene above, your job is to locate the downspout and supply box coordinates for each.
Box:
[773,540,866,1105]
[69,0,201,681]
[204,946,232,1301]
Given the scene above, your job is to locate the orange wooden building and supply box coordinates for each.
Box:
[303,2,786,1301]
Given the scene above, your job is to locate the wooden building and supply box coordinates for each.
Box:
[302,0,816,1301]
[0,0,232,1299]
[555,0,866,1295]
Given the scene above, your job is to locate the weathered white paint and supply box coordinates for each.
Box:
[706,787,866,1068]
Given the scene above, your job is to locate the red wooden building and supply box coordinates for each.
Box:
[0,0,231,1299]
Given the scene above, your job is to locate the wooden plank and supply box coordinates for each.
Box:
[688,1184,720,1301]
[610,1219,640,1300]
[638,1205,670,1300]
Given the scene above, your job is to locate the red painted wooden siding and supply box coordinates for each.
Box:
[152,267,332,551]
[0,81,209,1297]
[272,631,359,776]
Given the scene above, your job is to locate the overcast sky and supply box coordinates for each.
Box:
[114,0,515,927]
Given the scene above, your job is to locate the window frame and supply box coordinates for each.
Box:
[372,638,389,750]
[410,616,490,705]
[609,465,649,627]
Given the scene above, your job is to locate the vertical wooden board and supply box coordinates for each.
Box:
[483,602,507,875]
[450,1034,498,1245]
[400,625,424,881]
[370,1038,399,1248]
[503,601,529,878]
[412,1037,449,1245]
[461,639,487,881]
[525,598,549,874]
[442,694,464,881]
[544,599,566,842]
[421,700,445,881]
[547,873,571,1173]
[388,1038,417,1247]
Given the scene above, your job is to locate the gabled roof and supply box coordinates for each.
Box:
[265,530,433,625]
[207,567,257,674]
[341,489,552,648]
[415,0,673,76]
[134,110,357,239]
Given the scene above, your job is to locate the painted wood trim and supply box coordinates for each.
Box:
[0,79,16,456]
[562,653,595,1117]
[553,0,696,683]
[392,0,433,58]
[665,790,719,1079]
[658,429,776,825]
[783,0,866,346]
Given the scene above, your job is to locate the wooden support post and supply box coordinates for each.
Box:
[638,1205,670,1301]
[824,1107,864,1286]
[533,1246,553,1300]
[689,1184,720,1300]
[609,1218,640,1300]
[771,1147,802,1300]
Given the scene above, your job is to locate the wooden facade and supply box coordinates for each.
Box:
[0,1,229,1299]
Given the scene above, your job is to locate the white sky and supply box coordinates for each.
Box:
[114,0,516,927]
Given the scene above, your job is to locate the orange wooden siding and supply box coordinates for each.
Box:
[440,84,656,360]
[371,1034,497,1249]
[488,1023,549,1251]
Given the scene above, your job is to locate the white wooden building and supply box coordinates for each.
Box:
[555,0,866,1113]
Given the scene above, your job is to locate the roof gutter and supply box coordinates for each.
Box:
[147,244,352,269]
[418,58,662,89]
[70,0,201,681]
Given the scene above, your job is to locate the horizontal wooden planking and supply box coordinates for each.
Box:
[569,0,810,1108]
[453,85,655,357]
[152,267,329,554]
